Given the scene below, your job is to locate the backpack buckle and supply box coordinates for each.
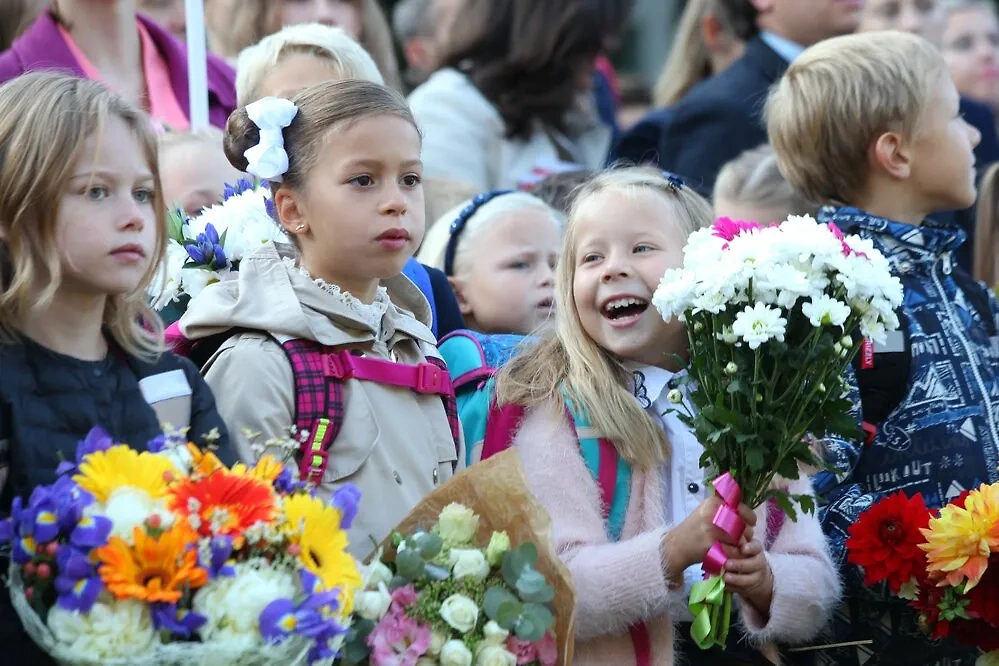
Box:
[324,352,356,379]
[299,447,330,484]
[862,421,877,446]
[415,362,447,395]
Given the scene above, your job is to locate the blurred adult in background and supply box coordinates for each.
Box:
[0,0,46,52]
[208,0,401,89]
[652,0,862,195]
[138,0,186,42]
[856,0,999,273]
[392,0,464,89]
[408,0,612,191]
[940,0,999,114]
[0,0,236,130]
[610,0,745,165]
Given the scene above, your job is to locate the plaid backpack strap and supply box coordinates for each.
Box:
[278,339,346,486]
[425,356,461,466]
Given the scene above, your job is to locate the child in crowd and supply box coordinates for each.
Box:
[975,162,999,288]
[766,31,999,666]
[422,176,480,236]
[418,192,562,335]
[234,21,464,338]
[713,144,819,223]
[0,72,232,664]
[158,128,243,217]
[495,168,839,665]
[177,80,464,558]
[533,168,596,215]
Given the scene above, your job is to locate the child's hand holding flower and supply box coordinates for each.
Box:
[722,539,774,617]
[663,495,757,585]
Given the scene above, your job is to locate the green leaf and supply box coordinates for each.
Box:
[516,603,554,641]
[388,575,410,590]
[745,448,765,473]
[484,586,519,622]
[496,599,523,629]
[517,569,555,604]
[795,494,816,516]
[777,456,801,481]
[166,208,186,243]
[424,563,451,581]
[726,379,743,395]
[414,532,443,560]
[395,548,425,580]
[771,490,798,523]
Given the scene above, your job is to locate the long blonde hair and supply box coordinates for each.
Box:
[0,73,166,359]
[975,162,999,287]
[496,168,714,469]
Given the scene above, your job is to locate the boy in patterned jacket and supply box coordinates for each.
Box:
[766,31,999,666]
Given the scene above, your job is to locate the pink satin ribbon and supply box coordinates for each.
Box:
[701,472,746,577]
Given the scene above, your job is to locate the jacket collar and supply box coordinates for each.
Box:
[742,34,790,86]
[11,11,235,119]
[818,205,967,269]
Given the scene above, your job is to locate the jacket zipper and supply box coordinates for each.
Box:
[929,261,999,448]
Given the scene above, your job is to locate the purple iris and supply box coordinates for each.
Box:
[222,178,257,200]
[54,547,103,612]
[185,223,228,269]
[274,466,309,495]
[147,430,187,455]
[200,535,236,579]
[69,514,112,550]
[259,569,345,648]
[56,427,115,476]
[332,485,361,531]
[265,197,277,220]
[51,477,94,533]
[151,603,206,638]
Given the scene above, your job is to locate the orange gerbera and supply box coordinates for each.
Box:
[95,524,207,603]
[168,470,278,542]
[186,443,227,477]
[231,454,284,484]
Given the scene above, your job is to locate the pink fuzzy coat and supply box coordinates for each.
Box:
[511,403,841,665]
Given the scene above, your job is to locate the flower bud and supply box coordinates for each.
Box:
[755,393,763,403]
[833,343,843,355]
[23,562,36,577]
[818,383,827,394]
[25,586,33,602]
[36,563,51,580]
[667,389,683,404]
[840,336,853,349]
[693,321,705,333]
[724,362,738,376]
[45,542,59,557]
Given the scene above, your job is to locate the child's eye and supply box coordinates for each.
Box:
[507,260,530,270]
[85,186,109,201]
[133,188,155,204]
[349,175,374,187]
[633,244,655,253]
[581,253,601,264]
[401,174,422,187]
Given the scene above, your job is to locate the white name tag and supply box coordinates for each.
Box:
[139,369,192,405]
[873,330,905,354]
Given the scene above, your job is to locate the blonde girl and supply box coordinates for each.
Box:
[713,144,819,224]
[975,162,999,288]
[418,192,562,335]
[495,167,838,665]
[176,79,463,558]
[158,128,243,217]
[0,72,232,663]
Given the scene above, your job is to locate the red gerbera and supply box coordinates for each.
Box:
[846,490,932,593]
[168,470,277,545]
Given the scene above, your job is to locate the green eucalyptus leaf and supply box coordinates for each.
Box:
[516,569,554,603]
[417,533,443,559]
[484,586,518,621]
[515,604,553,642]
[388,575,410,590]
[496,599,523,629]
[396,548,425,580]
[424,563,451,581]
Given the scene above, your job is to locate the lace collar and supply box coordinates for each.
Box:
[285,258,390,331]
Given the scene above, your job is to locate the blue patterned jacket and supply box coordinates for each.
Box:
[812,206,999,665]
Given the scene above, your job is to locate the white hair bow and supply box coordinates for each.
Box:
[243,97,299,182]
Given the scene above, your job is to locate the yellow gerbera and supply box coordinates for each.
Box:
[186,443,227,477]
[283,494,361,613]
[920,483,999,591]
[74,445,176,502]
[231,455,284,484]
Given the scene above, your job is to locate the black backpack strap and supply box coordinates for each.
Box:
[854,308,912,444]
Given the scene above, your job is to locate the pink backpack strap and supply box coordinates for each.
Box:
[764,497,786,549]
[280,342,460,484]
[481,402,528,461]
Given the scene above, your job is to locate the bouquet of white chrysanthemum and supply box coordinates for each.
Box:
[149,179,286,315]
[653,214,902,512]
[652,214,902,651]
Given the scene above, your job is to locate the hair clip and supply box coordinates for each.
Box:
[662,171,685,193]
[443,189,513,275]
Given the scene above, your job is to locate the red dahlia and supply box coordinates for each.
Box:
[846,491,932,593]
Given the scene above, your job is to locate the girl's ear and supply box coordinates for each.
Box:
[273,186,310,237]
[448,275,474,317]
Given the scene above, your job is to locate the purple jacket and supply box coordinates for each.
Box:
[0,11,236,129]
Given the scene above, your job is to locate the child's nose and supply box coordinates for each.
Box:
[380,185,409,216]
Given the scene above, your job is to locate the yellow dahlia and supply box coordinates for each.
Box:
[75,446,176,503]
[919,483,999,591]
[282,494,361,613]
[231,454,283,484]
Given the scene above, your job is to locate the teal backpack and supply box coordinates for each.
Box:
[437,330,632,540]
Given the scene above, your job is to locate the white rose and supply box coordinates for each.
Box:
[48,599,158,660]
[437,503,479,546]
[95,487,174,543]
[449,548,490,582]
[475,644,517,666]
[440,639,474,666]
[194,561,297,641]
[364,559,393,590]
[439,593,479,633]
[482,620,509,646]
[429,629,449,656]
[355,582,392,621]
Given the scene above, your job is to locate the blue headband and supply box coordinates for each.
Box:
[662,171,684,192]
[443,189,513,276]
